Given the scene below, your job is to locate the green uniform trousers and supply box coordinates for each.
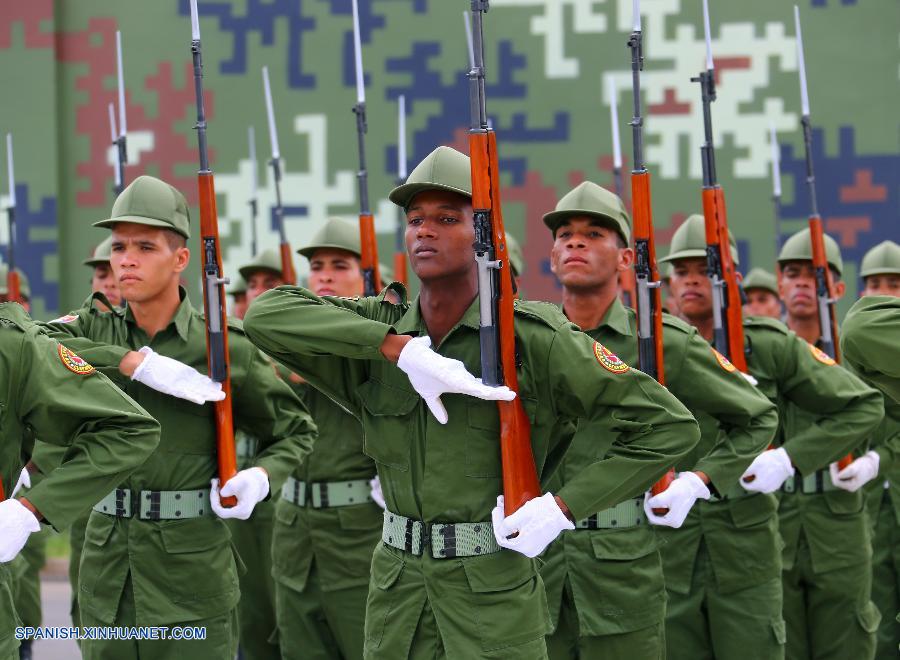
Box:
[0,562,21,660]
[783,532,880,660]
[870,489,900,660]
[226,500,279,660]
[12,526,48,629]
[68,511,90,629]
[666,540,785,660]
[363,543,550,659]
[80,572,238,660]
[276,563,368,660]
[547,575,664,659]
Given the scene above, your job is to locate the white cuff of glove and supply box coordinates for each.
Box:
[829,450,880,493]
[0,499,41,563]
[369,476,386,510]
[491,493,574,558]
[11,467,31,499]
[644,471,711,529]
[740,447,794,494]
[210,467,270,520]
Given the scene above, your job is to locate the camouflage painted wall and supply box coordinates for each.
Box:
[1,0,897,319]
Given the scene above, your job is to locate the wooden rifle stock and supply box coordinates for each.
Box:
[6,269,21,304]
[279,241,297,286]
[393,252,408,287]
[359,213,382,295]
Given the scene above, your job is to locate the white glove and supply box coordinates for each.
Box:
[396,336,516,424]
[829,451,880,493]
[739,371,759,386]
[369,476,386,509]
[132,347,226,405]
[740,447,794,494]
[210,467,270,520]
[0,499,41,563]
[11,467,31,498]
[644,472,711,528]
[491,493,574,558]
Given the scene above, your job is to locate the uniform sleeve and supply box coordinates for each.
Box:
[17,331,160,530]
[871,400,900,479]
[841,298,900,404]
[666,329,778,494]
[548,328,701,521]
[41,304,130,373]
[777,333,884,475]
[243,286,395,417]
[231,338,318,493]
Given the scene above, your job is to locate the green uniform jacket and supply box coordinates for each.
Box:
[542,300,777,634]
[42,290,316,626]
[0,304,160,650]
[272,382,381,595]
[841,296,900,404]
[864,401,900,529]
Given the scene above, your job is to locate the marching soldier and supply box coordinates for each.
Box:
[84,235,121,310]
[244,146,701,659]
[842,296,900,405]
[0,303,160,660]
[541,184,778,659]
[742,267,782,320]
[661,216,882,659]
[43,175,317,660]
[775,228,885,660]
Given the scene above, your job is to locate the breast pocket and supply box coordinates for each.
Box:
[158,517,236,604]
[357,378,419,471]
[465,397,538,478]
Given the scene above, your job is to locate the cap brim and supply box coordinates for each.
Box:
[238,264,284,280]
[93,215,190,240]
[388,182,471,209]
[82,257,110,267]
[860,267,900,278]
[658,248,707,264]
[542,209,630,244]
[297,243,362,259]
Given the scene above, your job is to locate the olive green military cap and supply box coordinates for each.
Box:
[659,214,739,266]
[227,273,247,296]
[297,217,362,259]
[777,227,842,276]
[94,175,191,239]
[860,240,900,278]
[506,232,524,276]
[239,248,284,281]
[542,181,631,245]
[83,235,114,267]
[0,266,30,299]
[389,146,471,209]
[742,267,778,295]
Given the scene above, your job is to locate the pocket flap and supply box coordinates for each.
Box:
[84,512,116,547]
[824,489,864,516]
[728,493,777,528]
[160,517,231,554]
[373,546,405,590]
[275,504,298,526]
[359,378,419,416]
[462,551,537,593]
[589,526,660,561]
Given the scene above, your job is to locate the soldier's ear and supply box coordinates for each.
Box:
[173,246,191,274]
[834,280,846,300]
[618,247,634,271]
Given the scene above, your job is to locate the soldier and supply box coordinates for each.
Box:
[243,146,700,659]
[84,235,122,310]
[0,303,160,660]
[742,267,782,319]
[43,175,317,660]
[774,227,885,660]
[842,296,900,405]
[229,275,249,320]
[541,184,777,659]
[265,217,383,660]
[859,240,900,298]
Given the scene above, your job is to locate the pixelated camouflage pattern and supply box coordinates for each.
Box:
[0,0,897,319]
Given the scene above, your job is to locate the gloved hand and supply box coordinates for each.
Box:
[644,471,711,528]
[397,336,516,424]
[491,493,574,558]
[132,347,225,405]
[210,467,270,520]
[0,500,41,562]
[830,451,880,493]
[369,476,386,509]
[741,447,794,494]
[739,371,759,386]
[11,467,31,498]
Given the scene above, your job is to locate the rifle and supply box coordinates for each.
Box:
[5,134,21,305]
[393,95,408,286]
[769,122,782,252]
[188,0,237,506]
[467,2,541,515]
[692,0,748,374]
[247,126,259,258]
[107,104,122,195]
[627,2,670,510]
[114,30,128,196]
[793,6,850,469]
[350,0,381,295]
[608,75,637,307]
[261,66,297,285]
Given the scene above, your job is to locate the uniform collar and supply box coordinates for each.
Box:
[393,295,481,339]
[123,286,194,341]
[561,296,633,337]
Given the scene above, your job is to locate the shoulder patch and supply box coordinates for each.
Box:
[809,343,836,366]
[593,342,630,373]
[58,344,95,375]
[50,314,79,324]
[711,347,737,373]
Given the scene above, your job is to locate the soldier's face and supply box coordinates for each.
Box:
[549,217,630,290]
[307,249,364,298]
[668,258,713,320]
[110,224,189,304]
[743,289,782,319]
[405,190,475,282]
[778,261,845,320]
[91,263,122,308]
[231,293,248,320]
[245,269,285,304]
[862,274,900,298]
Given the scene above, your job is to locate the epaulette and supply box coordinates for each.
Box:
[661,312,695,335]
[513,299,573,330]
[744,315,790,335]
[0,302,31,332]
[225,316,246,335]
